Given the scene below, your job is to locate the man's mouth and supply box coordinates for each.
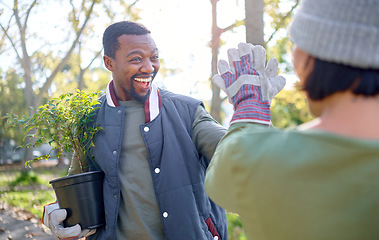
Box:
[134,77,152,88]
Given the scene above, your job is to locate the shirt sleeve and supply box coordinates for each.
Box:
[192,105,227,161]
[205,122,262,213]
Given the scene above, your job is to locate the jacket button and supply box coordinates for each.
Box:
[118,110,121,114]
[154,168,160,174]
[114,194,117,199]
[163,212,168,218]
[143,126,149,132]
[113,151,117,155]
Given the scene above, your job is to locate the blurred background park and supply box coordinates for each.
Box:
[0,0,313,239]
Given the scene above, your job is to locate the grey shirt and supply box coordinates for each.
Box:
[116,100,164,240]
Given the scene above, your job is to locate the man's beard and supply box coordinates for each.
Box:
[129,81,150,103]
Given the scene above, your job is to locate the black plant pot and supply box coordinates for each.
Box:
[49,171,105,229]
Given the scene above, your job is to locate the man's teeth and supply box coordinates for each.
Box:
[134,77,152,82]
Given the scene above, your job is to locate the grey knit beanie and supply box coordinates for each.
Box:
[289,0,379,69]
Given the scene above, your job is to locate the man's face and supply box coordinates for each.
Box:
[104,34,160,102]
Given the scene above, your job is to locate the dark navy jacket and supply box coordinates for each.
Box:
[88,82,228,240]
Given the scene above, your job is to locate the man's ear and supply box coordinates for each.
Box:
[103,55,113,71]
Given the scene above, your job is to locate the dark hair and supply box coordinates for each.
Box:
[102,21,151,59]
[303,58,379,100]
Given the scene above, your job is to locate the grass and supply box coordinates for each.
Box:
[1,190,56,217]
[0,163,68,219]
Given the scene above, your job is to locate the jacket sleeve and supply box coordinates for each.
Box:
[192,105,227,161]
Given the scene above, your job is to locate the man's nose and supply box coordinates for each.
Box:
[141,60,155,73]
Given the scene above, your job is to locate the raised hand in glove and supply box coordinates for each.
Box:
[43,202,96,240]
[212,43,286,125]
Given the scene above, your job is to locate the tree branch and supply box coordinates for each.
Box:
[23,0,37,32]
[13,0,30,70]
[266,0,299,44]
[13,0,36,108]
[128,0,140,10]
[37,0,97,105]
[84,48,103,70]
[0,8,14,54]
[0,23,22,62]
[221,19,244,34]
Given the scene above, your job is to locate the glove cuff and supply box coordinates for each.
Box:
[42,202,59,227]
[230,117,271,126]
[230,103,271,126]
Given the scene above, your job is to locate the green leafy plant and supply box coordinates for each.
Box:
[5,90,103,171]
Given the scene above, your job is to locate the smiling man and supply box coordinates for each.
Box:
[103,32,159,103]
[42,21,228,240]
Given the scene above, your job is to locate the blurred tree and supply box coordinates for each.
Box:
[265,0,299,43]
[0,0,97,167]
[271,84,314,129]
[265,0,299,72]
[0,0,140,167]
[0,68,27,162]
[209,0,244,123]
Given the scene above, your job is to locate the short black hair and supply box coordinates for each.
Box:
[102,21,151,59]
[303,59,379,100]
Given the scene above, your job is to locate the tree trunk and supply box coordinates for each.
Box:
[245,0,265,46]
[210,0,222,123]
[78,69,86,90]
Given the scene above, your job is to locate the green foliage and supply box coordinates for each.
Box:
[227,212,247,240]
[264,0,299,72]
[265,0,298,32]
[10,171,43,187]
[4,90,103,170]
[0,69,28,145]
[267,36,294,72]
[271,85,314,129]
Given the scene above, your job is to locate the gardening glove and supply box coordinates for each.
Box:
[212,42,286,125]
[43,202,96,240]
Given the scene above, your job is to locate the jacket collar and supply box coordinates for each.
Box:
[106,80,161,123]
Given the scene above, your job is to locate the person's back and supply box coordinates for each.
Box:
[205,0,379,239]
[211,124,379,239]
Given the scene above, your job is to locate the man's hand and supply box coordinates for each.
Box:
[212,43,286,125]
[43,202,96,240]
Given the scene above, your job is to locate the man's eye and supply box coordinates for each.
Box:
[152,55,159,60]
[131,57,142,62]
